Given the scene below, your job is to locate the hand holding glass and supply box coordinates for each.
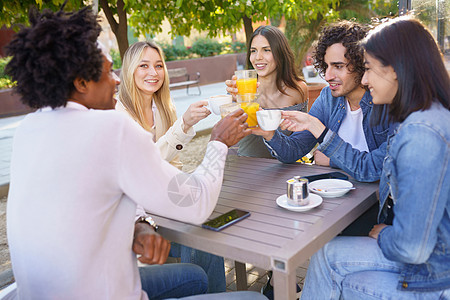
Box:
[235,70,257,96]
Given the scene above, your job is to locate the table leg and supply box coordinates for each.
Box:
[235,261,248,291]
[273,269,297,299]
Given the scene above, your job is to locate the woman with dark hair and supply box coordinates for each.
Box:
[298,16,450,299]
[226,25,308,158]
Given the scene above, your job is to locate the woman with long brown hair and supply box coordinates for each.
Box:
[227,25,308,158]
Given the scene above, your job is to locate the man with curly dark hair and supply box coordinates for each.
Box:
[250,20,392,299]
[313,21,367,89]
[256,20,390,184]
[5,6,261,300]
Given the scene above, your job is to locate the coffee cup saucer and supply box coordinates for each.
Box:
[276,194,323,212]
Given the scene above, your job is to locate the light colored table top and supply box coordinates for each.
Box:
[153,155,379,299]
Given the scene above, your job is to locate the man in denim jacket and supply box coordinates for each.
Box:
[255,21,390,183]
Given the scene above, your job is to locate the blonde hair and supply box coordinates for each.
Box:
[118,41,176,132]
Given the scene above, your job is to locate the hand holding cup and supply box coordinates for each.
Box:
[182,100,211,131]
[256,109,282,131]
[207,95,233,115]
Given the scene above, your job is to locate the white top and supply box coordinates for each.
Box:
[7,102,227,299]
[115,100,195,169]
[336,100,369,152]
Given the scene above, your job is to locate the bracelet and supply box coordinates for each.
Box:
[316,127,329,144]
[135,216,159,232]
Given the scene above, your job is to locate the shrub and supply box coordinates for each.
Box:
[191,38,224,57]
[160,44,190,61]
[231,41,246,53]
[0,57,15,89]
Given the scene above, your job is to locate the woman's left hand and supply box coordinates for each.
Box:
[369,223,388,239]
[182,100,211,131]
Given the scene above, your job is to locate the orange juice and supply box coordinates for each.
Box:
[240,102,260,127]
[236,78,257,95]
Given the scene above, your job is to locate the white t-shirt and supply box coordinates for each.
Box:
[7,102,227,299]
[337,100,369,152]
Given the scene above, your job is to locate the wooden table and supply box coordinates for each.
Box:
[153,156,379,299]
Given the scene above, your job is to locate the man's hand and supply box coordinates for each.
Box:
[251,126,276,141]
[280,111,325,138]
[210,109,252,147]
[314,150,330,166]
[133,222,171,265]
[369,223,388,240]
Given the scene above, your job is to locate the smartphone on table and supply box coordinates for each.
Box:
[302,171,349,183]
[202,209,250,231]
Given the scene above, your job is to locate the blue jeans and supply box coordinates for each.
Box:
[171,291,268,299]
[301,236,450,299]
[139,263,208,299]
[170,243,226,293]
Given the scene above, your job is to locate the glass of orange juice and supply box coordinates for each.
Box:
[235,70,257,96]
[237,93,259,127]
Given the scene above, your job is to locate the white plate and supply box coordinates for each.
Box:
[309,179,353,198]
[276,193,323,212]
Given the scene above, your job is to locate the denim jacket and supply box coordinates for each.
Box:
[266,87,390,182]
[377,102,450,292]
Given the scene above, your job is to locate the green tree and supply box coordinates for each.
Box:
[286,0,398,68]
[0,0,83,27]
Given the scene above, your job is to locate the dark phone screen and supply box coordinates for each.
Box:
[202,209,250,231]
[302,172,349,182]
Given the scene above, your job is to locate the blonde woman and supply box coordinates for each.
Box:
[117,41,210,169]
[116,41,226,293]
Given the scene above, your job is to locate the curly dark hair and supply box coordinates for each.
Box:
[313,20,368,83]
[5,6,103,109]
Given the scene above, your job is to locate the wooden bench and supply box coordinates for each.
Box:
[168,67,201,96]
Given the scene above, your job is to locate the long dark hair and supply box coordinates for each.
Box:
[363,17,450,124]
[246,25,306,99]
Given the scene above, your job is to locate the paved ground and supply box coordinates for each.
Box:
[0,82,308,293]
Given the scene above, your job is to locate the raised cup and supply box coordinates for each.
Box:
[256,109,282,131]
[207,95,233,115]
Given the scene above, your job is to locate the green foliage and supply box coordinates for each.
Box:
[230,41,246,53]
[127,0,335,41]
[0,56,15,89]
[337,0,398,24]
[110,49,122,70]
[160,43,190,61]
[0,0,84,28]
[191,38,223,57]
[158,40,245,61]
[286,0,399,68]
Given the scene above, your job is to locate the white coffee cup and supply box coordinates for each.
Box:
[256,109,282,131]
[207,95,233,115]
